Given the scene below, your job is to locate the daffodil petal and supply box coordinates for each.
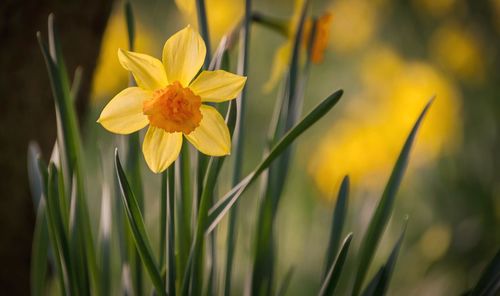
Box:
[97,87,151,134]
[118,48,168,90]
[162,26,206,87]
[189,70,247,103]
[142,126,183,173]
[185,105,230,156]
[264,42,292,92]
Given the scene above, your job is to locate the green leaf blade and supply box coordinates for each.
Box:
[38,15,99,292]
[98,184,112,296]
[31,198,50,296]
[46,164,78,295]
[470,248,500,296]
[114,149,165,296]
[319,233,353,296]
[324,175,349,279]
[207,89,344,233]
[361,218,408,296]
[352,99,433,296]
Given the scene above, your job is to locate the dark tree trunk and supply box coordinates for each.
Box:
[0,0,112,293]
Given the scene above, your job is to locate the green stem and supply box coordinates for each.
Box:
[224,2,251,294]
[196,0,211,67]
[161,168,176,294]
[123,2,145,294]
[167,168,176,295]
[177,142,192,289]
[252,12,289,37]
[160,172,167,271]
[250,1,310,293]
[191,157,224,295]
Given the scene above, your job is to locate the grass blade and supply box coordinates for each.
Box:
[195,0,211,67]
[207,89,344,233]
[167,168,177,295]
[323,176,349,279]
[276,267,295,296]
[70,66,83,101]
[44,14,81,192]
[30,153,50,296]
[115,149,166,296]
[189,156,225,295]
[38,15,99,292]
[352,99,434,296]
[68,174,89,296]
[28,142,44,209]
[470,249,500,295]
[160,172,167,274]
[223,1,252,293]
[99,183,112,296]
[177,142,192,289]
[193,0,214,266]
[31,198,50,296]
[182,99,238,295]
[47,164,77,295]
[124,2,145,293]
[209,36,229,71]
[319,233,353,296]
[223,99,240,296]
[284,0,310,132]
[361,218,408,296]
[250,1,310,291]
[223,0,251,287]
[159,167,177,295]
[124,0,135,50]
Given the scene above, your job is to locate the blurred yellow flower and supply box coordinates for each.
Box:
[328,0,379,53]
[309,46,461,199]
[91,10,154,102]
[429,22,485,83]
[419,224,452,262]
[174,0,243,45]
[97,26,246,173]
[264,1,333,91]
[413,0,457,17]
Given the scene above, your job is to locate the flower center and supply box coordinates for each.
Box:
[143,81,202,134]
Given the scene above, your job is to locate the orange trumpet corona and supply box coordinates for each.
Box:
[143,81,203,134]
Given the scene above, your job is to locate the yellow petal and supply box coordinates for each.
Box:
[189,70,247,103]
[162,26,206,87]
[142,126,183,173]
[97,87,151,134]
[185,105,230,156]
[118,48,168,90]
[264,42,292,92]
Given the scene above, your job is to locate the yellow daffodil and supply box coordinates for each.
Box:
[264,2,333,91]
[97,26,247,173]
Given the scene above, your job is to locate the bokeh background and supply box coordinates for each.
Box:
[1,0,499,294]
